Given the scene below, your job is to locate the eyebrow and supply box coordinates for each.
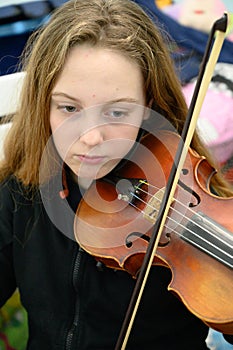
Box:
[51,92,139,104]
[52,92,80,102]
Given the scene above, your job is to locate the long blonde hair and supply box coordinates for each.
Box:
[0,0,231,195]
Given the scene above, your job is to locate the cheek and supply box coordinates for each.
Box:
[108,124,140,140]
[50,116,65,157]
[49,115,80,160]
[120,125,140,142]
[50,112,62,134]
[104,126,139,159]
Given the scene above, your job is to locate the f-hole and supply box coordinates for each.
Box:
[125,232,170,248]
[179,170,201,207]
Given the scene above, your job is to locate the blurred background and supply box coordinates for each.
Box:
[0,0,67,76]
[1,0,233,75]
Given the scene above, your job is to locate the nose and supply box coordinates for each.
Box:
[79,127,104,147]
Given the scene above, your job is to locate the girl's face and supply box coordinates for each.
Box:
[50,45,149,185]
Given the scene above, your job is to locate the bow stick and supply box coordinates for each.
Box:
[115,13,229,350]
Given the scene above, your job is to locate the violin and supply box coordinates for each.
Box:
[74,130,233,334]
[74,12,233,350]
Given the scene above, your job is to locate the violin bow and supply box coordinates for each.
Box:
[115,13,228,350]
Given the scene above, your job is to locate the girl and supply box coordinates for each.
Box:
[0,0,232,349]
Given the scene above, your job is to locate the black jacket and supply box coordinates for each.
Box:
[0,174,231,349]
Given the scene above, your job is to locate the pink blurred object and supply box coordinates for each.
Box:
[182,64,233,163]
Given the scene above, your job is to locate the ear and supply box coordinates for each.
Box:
[143,109,150,121]
[143,99,153,120]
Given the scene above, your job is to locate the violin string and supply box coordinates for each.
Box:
[128,193,233,268]
[130,191,233,260]
[139,182,233,248]
[129,196,232,269]
[138,183,233,250]
[122,186,233,264]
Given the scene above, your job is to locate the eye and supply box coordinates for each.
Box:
[58,105,78,113]
[105,109,129,119]
[65,105,77,113]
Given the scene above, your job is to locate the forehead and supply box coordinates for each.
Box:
[53,45,144,99]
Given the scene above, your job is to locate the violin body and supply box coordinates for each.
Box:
[74,130,233,334]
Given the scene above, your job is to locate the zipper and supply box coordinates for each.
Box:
[65,246,84,350]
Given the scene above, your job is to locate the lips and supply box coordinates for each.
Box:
[76,154,106,164]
